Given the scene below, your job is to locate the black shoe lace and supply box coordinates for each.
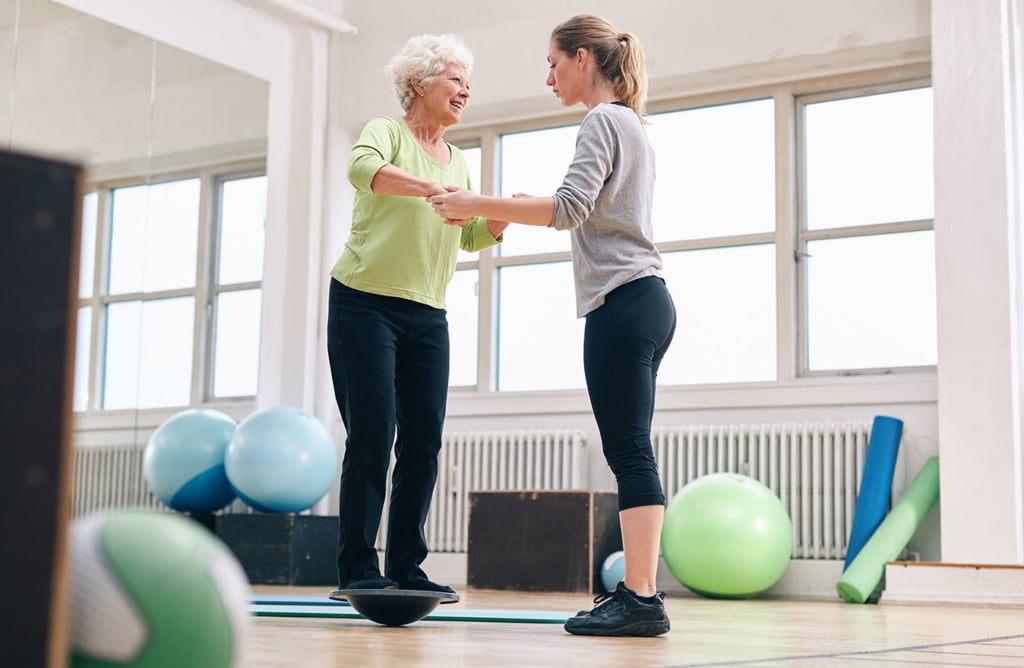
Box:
[591,590,615,607]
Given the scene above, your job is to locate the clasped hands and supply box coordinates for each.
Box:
[428,187,530,226]
[427,185,475,227]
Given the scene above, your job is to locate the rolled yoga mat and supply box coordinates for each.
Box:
[843,415,904,571]
[836,456,939,604]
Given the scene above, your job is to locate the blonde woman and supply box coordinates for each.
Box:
[429,15,674,636]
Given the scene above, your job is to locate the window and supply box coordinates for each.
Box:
[648,99,777,385]
[498,261,584,391]
[494,125,582,391]
[445,77,933,393]
[647,99,775,241]
[448,145,483,388]
[490,99,777,391]
[799,86,935,373]
[659,245,777,385]
[211,175,266,398]
[499,125,577,257]
[75,166,266,412]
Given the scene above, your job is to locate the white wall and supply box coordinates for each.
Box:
[332,0,931,133]
[0,7,268,169]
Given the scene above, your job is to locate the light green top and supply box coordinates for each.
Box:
[331,115,500,309]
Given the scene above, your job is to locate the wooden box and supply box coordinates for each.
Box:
[215,514,338,586]
[467,490,621,593]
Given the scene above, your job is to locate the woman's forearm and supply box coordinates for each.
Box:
[370,164,443,197]
[431,190,555,227]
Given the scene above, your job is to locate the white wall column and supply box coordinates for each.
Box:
[933,0,1024,564]
[258,27,330,414]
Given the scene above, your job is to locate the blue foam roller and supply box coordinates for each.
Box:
[843,415,904,571]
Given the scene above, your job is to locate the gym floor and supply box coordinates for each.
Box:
[246,585,1024,667]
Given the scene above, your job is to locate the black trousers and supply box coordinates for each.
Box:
[584,276,677,510]
[327,279,449,586]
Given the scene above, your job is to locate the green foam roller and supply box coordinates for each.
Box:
[836,456,940,604]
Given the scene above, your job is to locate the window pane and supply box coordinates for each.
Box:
[213,289,261,397]
[218,176,266,285]
[498,262,584,391]
[458,147,481,263]
[108,179,200,294]
[73,306,92,411]
[807,231,936,370]
[649,99,775,241]
[659,246,777,385]
[447,269,478,387]
[103,297,194,409]
[79,192,97,299]
[462,146,481,192]
[499,125,577,256]
[805,88,934,229]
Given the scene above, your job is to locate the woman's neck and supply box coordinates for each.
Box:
[403,108,446,147]
[581,79,618,111]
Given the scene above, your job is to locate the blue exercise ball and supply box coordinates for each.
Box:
[224,406,338,513]
[661,472,792,599]
[143,409,238,513]
[600,550,625,592]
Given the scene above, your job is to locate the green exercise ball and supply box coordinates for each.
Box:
[661,472,792,599]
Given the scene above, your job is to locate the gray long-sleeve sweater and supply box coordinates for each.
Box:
[551,102,663,318]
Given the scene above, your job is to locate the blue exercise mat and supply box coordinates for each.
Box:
[251,595,350,606]
[843,415,903,571]
[251,603,569,624]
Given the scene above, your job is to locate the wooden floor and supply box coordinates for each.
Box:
[245,585,1024,667]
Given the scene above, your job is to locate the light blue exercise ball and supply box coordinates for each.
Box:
[143,409,238,513]
[600,550,625,592]
[224,406,338,513]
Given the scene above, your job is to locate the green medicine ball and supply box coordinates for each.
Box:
[69,510,250,667]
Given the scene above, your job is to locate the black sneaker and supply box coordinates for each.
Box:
[564,582,670,637]
[340,574,398,590]
[395,577,459,600]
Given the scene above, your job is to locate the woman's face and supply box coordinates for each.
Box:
[416,62,470,126]
[546,40,583,107]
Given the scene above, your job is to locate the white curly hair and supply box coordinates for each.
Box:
[384,33,474,112]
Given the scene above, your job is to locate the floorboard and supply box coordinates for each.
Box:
[243,585,1024,667]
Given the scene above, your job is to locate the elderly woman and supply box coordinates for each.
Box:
[328,34,506,597]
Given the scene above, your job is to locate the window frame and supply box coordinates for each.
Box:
[795,78,935,378]
[442,64,934,403]
[75,159,266,418]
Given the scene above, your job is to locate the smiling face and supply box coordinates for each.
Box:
[546,40,584,107]
[416,62,470,127]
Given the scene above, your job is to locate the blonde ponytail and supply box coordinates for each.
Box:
[550,15,649,120]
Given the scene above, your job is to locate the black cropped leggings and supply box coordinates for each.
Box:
[583,276,676,510]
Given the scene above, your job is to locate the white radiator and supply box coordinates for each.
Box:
[71,429,588,554]
[71,444,162,516]
[72,423,873,562]
[652,422,873,560]
[376,429,588,553]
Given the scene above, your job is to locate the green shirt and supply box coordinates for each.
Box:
[331,115,500,309]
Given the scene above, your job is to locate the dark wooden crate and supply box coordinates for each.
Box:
[467,490,621,593]
[215,514,338,585]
